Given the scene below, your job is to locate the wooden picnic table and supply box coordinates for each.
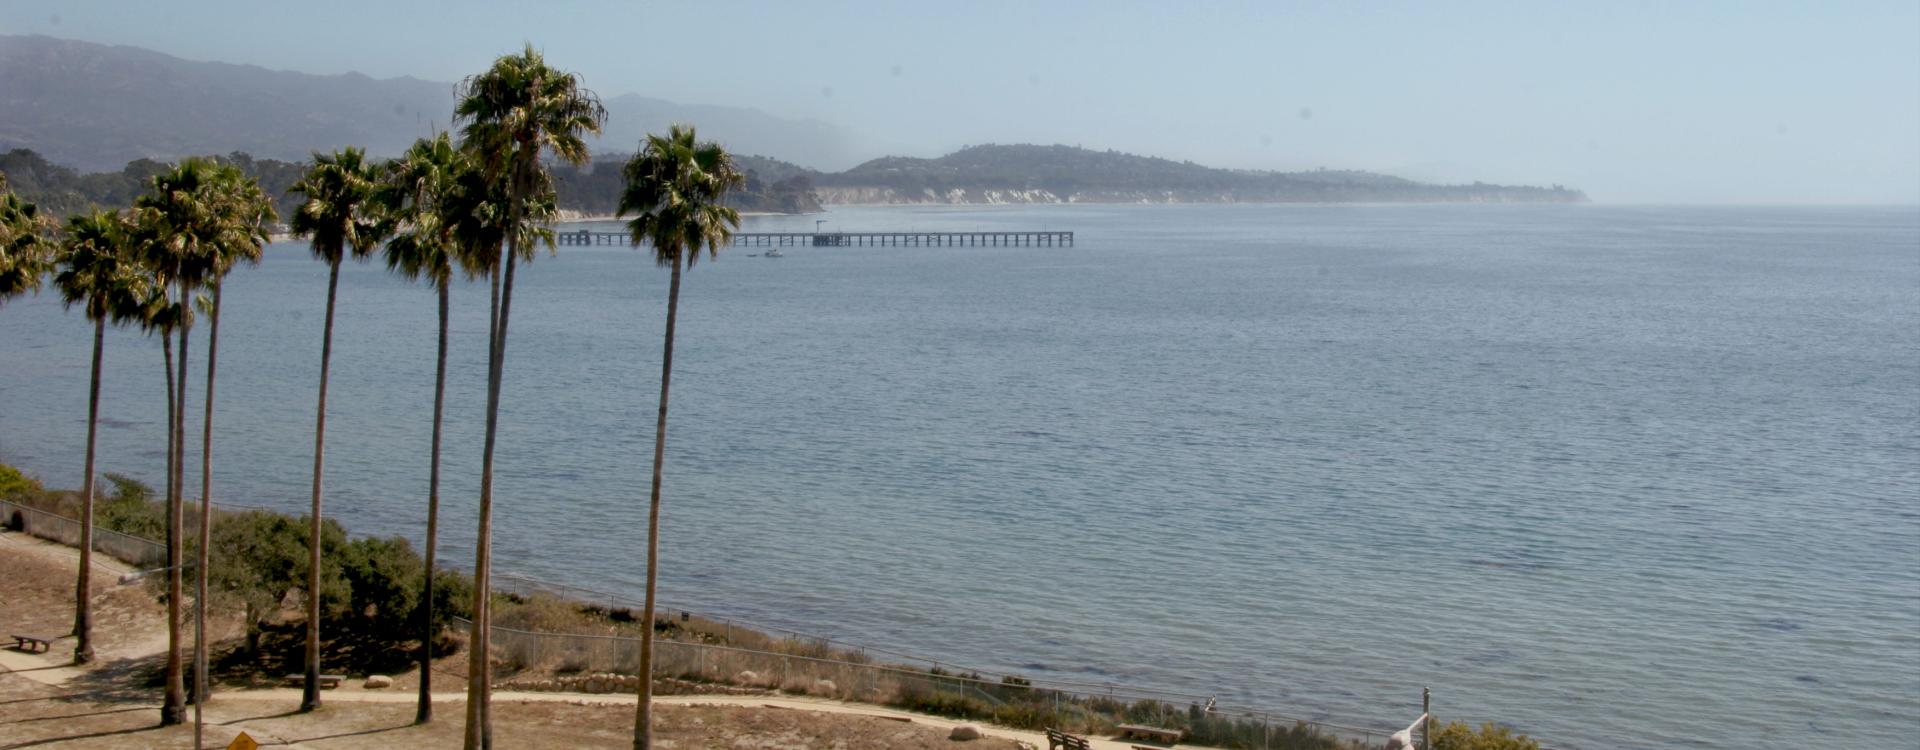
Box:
[9,633,53,653]
[1116,723,1184,744]
[283,673,347,689]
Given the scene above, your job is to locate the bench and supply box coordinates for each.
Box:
[283,673,346,689]
[1045,727,1091,750]
[9,634,53,653]
[1117,723,1184,744]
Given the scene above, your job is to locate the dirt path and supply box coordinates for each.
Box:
[205,687,1160,749]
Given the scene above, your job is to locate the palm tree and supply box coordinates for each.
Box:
[134,158,230,726]
[52,210,148,666]
[617,124,744,750]
[188,163,273,746]
[0,177,52,305]
[378,133,468,724]
[454,47,603,750]
[287,147,391,712]
[124,219,187,724]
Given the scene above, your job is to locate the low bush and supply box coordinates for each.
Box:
[1430,721,1540,750]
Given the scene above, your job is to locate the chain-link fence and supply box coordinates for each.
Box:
[1,498,168,568]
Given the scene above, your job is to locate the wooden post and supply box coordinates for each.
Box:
[1422,687,1432,750]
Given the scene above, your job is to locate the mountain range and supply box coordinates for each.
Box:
[0,34,863,173]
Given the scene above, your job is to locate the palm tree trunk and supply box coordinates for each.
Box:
[165,313,190,725]
[194,284,221,749]
[464,262,500,750]
[416,280,448,725]
[466,244,519,750]
[159,328,181,727]
[72,316,104,665]
[633,252,683,750]
[302,261,341,713]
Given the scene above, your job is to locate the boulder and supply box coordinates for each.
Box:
[736,670,762,686]
[363,675,393,689]
[809,679,837,697]
[949,725,982,741]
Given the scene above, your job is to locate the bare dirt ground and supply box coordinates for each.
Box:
[2,531,1084,749]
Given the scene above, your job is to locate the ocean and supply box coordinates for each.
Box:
[1,204,1914,749]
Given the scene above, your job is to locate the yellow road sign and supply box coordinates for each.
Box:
[227,731,259,750]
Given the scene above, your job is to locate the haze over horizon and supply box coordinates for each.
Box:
[2,1,1916,205]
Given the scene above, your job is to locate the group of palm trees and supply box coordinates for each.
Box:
[0,46,745,750]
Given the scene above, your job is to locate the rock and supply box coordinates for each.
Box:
[585,677,605,693]
[736,670,762,686]
[809,679,837,697]
[949,725,982,741]
[363,675,393,689]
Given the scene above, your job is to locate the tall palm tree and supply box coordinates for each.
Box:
[617,124,744,750]
[134,158,229,726]
[454,46,602,750]
[378,133,468,724]
[53,210,148,666]
[188,163,273,747]
[125,223,187,724]
[0,177,52,305]
[287,147,391,712]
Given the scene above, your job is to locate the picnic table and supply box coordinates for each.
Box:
[1116,723,1184,744]
[283,673,346,689]
[9,633,53,653]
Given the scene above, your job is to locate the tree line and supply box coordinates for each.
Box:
[0,146,820,224]
[0,45,736,750]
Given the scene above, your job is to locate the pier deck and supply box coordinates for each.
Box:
[555,230,1073,247]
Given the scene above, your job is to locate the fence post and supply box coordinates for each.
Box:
[1263,713,1270,750]
[1422,687,1432,750]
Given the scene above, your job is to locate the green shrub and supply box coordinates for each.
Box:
[0,462,42,500]
[97,473,163,539]
[1430,721,1540,750]
[338,535,422,637]
[888,682,994,720]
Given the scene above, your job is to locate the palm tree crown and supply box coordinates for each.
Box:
[620,125,745,264]
[381,134,468,289]
[0,183,53,304]
[54,211,149,323]
[289,147,389,265]
[457,44,606,199]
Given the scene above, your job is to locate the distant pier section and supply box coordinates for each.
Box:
[556,230,1074,248]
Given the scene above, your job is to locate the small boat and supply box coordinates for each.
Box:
[765,247,784,258]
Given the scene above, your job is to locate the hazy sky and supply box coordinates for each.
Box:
[3,1,1917,204]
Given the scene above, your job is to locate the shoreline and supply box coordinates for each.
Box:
[0,476,1415,749]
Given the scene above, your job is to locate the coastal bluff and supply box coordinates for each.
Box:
[810,144,1587,206]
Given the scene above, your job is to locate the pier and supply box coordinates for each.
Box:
[555,230,1074,248]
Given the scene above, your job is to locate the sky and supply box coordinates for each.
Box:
[2,0,1917,204]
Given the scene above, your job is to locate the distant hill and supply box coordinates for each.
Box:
[552,153,822,217]
[813,144,1586,204]
[0,35,863,172]
[0,147,823,219]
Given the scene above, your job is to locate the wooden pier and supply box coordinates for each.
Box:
[554,230,1073,248]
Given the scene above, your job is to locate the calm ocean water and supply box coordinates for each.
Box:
[1,204,1915,749]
